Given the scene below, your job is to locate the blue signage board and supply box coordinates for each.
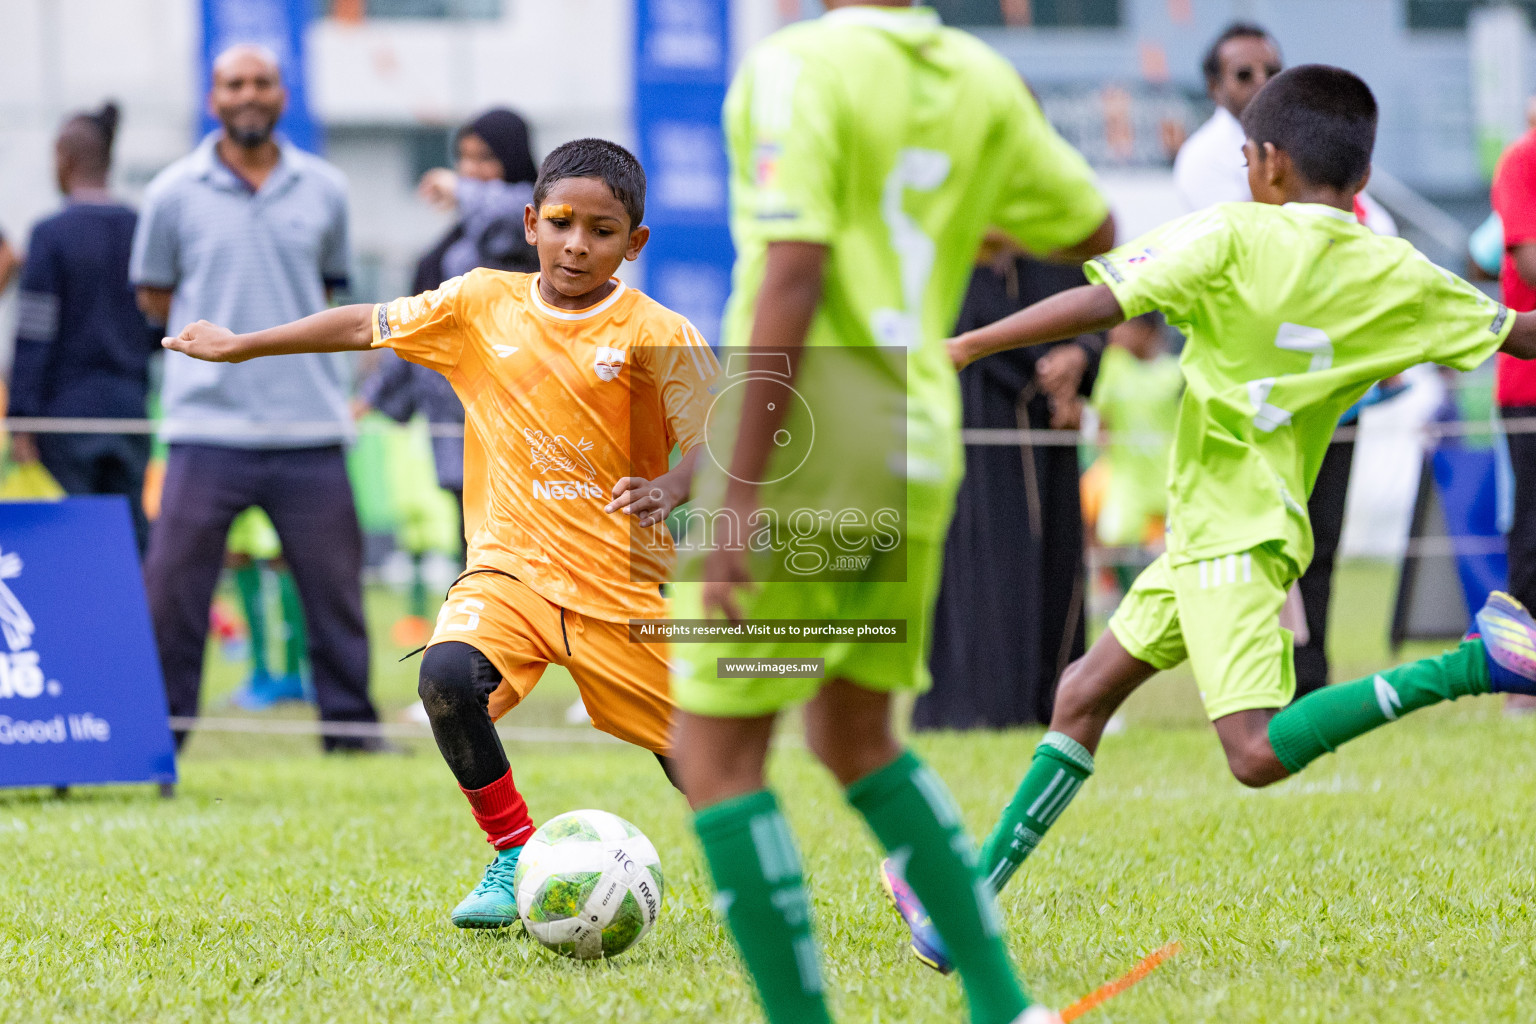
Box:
[1432,447,1508,612]
[634,0,735,347]
[0,498,176,789]
[199,0,321,154]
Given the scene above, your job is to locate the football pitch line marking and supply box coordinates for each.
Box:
[1059,940,1182,1021]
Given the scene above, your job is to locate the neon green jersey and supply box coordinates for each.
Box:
[1085,201,1513,573]
[718,4,1106,538]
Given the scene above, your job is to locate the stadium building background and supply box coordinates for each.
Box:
[0,1,1525,294]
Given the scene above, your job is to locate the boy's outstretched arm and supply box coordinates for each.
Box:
[162,304,376,363]
[948,283,1126,370]
[1500,311,1536,361]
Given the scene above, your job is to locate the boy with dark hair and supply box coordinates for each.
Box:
[890,64,1536,968]
[166,137,718,929]
[533,137,647,228]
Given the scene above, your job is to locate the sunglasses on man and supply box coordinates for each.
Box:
[1232,63,1283,83]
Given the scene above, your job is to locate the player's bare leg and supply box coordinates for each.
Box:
[1047,632,1161,754]
[1211,709,1288,788]
[673,710,776,810]
[802,679,901,785]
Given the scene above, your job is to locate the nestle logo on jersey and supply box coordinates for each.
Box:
[532,480,604,500]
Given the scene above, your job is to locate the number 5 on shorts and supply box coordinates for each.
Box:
[436,598,484,633]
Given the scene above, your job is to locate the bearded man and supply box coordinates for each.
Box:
[131,44,382,751]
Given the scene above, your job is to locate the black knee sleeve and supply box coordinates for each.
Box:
[418,641,495,711]
[417,641,509,790]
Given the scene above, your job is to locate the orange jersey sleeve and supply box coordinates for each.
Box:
[642,320,720,455]
[370,273,476,374]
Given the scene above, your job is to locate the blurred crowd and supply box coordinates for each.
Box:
[1,21,1531,739]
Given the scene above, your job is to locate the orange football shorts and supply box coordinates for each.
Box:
[426,570,673,754]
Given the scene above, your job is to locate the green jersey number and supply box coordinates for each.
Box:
[1247,322,1335,433]
[872,148,951,352]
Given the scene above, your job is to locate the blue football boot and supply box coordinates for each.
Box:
[229,669,281,710]
[880,856,953,974]
[451,846,522,929]
[1473,591,1536,695]
[267,672,309,704]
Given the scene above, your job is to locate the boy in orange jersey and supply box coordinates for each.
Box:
[166,139,718,929]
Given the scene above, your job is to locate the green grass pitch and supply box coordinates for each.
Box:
[1,562,1533,1022]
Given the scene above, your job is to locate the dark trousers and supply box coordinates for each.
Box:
[145,444,378,749]
[918,439,1087,730]
[38,432,151,553]
[1502,407,1536,610]
[1293,436,1355,697]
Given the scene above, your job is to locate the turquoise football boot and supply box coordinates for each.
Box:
[451,846,522,929]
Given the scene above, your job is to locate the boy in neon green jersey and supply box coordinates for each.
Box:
[889,64,1536,971]
[666,2,1114,1022]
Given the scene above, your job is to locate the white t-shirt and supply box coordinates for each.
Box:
[1173,106,1250,210]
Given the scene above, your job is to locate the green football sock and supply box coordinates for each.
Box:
[232,563,269,677]
[1267,639,1490,773]
[410,552,428,619]
[693,790,832,1024]
[977,731,1094,895]
[847,750,1029,1024]
[277,569,308,676]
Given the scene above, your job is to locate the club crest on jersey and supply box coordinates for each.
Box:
[594,346,626,382]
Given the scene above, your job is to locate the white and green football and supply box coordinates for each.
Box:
[513,809,665,960]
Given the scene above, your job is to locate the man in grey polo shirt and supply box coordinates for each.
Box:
[132,43,380,750]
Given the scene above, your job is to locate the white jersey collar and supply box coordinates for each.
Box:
[1283,202,1357,223]
[822,4,939,30]
[528,275,628,321]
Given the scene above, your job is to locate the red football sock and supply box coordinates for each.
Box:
[461,768,534,849]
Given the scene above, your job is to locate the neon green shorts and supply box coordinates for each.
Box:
[1108,545,1299,721]
[668,536,944,718]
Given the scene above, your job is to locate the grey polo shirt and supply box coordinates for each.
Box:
[131,133,354,448]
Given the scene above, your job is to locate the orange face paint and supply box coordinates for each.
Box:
[540,203,572,220]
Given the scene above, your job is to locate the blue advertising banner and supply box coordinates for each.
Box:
[1431,447,1508,611]
[0,498,176,789]
[633,0,735,347]
[199,0,321,154]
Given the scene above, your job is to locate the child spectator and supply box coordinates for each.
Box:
[1086,312,1182,589]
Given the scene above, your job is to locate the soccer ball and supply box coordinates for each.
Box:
[513,809,666,960]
